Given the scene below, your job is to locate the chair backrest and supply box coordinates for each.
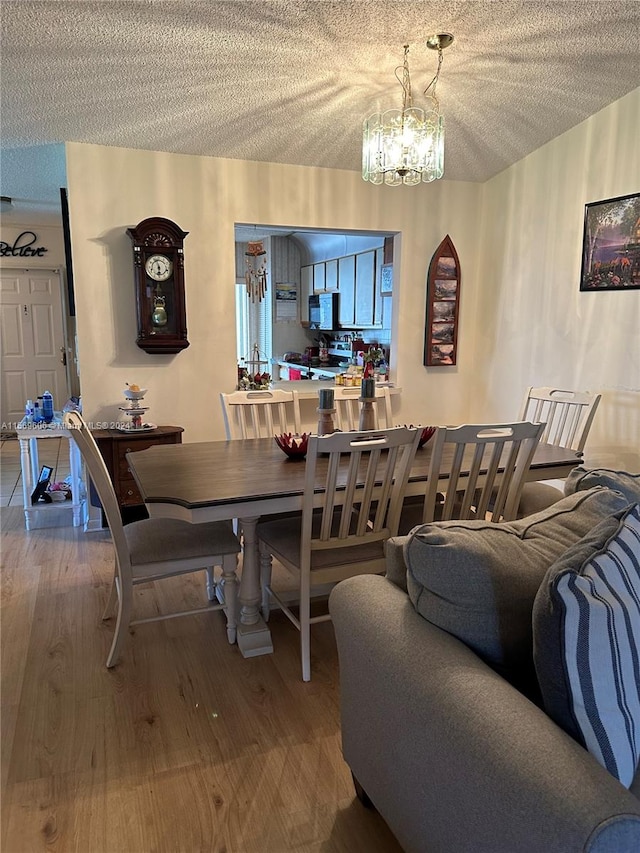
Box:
[220,389,302,439]
[424,421,545,523]
[63,411,131,581]
[332,385,393,432]
[518,386,601,452]
[302,426,421,564]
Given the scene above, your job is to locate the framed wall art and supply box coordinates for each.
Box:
[580,192,640,291]
[380,263,393,294]
[424,235,461,366]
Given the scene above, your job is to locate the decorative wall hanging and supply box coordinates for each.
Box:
[127,217,190,354]
[579,193,640,291]
[424,235,461,366]
[245,240,268,302]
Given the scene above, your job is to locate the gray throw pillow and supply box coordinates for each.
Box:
[533,504,640,787]
[565,467,640,506]
[404,487,629,694]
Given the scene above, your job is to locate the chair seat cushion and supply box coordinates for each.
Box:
[257,515,385,572]
[125,518,240,567]
[517,482,564,517]
[565,467,640,506]
[403,487,629,695]
[533,503,640,787]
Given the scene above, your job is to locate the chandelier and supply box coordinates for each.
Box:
[362,34,454,186]
[244,240,268,302]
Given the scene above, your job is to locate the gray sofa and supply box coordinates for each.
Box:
[329,475,640,853]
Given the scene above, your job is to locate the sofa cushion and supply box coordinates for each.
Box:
[404,487,629,694]
[532,503,640,787]
[565,467,640,505]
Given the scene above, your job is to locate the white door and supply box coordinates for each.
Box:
[0,269,68,428]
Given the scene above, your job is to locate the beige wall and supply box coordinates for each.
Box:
[65,87,639,462]
[65,144,482,441]
[475,87,640,469]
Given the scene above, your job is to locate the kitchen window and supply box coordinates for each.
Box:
[235,283,272,366]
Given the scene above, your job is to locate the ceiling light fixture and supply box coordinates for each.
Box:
[362,33,454,186]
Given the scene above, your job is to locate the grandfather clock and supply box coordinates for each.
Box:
[127,217,190,354]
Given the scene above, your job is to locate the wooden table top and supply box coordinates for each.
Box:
[127,436,583,511]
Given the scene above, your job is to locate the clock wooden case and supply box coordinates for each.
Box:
[127,217,190,354]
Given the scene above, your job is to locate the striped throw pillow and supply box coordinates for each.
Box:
[533,503,640,787]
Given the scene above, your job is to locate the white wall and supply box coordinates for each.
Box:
[65,144,482,441]
[475,87,640,469]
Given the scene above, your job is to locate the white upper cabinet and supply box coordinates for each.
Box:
[355,250,376,328]
[325,258,338,291]
[338,255,356,326]
[313,262,326,292]
[300,265,313,324]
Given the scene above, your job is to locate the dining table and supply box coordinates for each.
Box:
[126,436,583,658]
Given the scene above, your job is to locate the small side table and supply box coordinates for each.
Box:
[16,414,87,531]
[88,425,184,529]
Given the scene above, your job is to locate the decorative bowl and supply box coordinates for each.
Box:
[274,432,309,459]
[123,387,147,400]
[402,425,437,448]
[417,426,437,448]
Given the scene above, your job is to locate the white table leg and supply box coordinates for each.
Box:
[19,438,32,531]
[69,439,83,527]
[236,516,273,658]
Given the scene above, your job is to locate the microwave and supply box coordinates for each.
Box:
[309,292,339,330]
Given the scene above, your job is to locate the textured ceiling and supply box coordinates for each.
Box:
[1,0,640,189]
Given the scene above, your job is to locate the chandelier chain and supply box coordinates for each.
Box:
[423,47,444,108]
[394,45,413,112]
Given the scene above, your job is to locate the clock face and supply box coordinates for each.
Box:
[145,254,173,282]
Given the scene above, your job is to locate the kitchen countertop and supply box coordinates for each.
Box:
[273,358,345,378]
[271,380,401,398]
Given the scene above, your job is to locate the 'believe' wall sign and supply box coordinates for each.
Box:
[0,231,49,258]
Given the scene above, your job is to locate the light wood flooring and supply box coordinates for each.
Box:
[0,437,402,853]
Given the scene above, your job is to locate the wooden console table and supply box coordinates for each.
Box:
[88,426,183,528]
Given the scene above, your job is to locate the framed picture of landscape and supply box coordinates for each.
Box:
[424,235,461,366]
[580,192,640,291]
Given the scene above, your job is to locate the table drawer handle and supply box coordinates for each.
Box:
[127,489,134,496]
[126,447,133,453]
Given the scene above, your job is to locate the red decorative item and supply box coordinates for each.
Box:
[274,432,310,459]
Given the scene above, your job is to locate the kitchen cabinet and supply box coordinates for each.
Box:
[325,258,338,291]
[355,250,376,327]
[313,262,326,292]
[338,255,355,326]
[300,265,313,324]
[374,248,384,326]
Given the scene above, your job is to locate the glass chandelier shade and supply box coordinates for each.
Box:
[362,38,451,186]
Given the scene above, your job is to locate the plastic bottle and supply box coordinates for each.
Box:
[25,400,34,423]
[33,401,42,423]
[42,391,54,423]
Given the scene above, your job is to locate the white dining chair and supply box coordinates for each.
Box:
[220,389,302,439]
[516,386,601,515]
[257,426,421,681]
[64,411,241,668]
[398,421,544,534]
[332,385,393,432]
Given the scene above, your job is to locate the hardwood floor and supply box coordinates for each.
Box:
[0,441,402,853]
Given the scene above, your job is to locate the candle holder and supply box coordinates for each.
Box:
[359,378,376,430]
[317,406,336,436]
